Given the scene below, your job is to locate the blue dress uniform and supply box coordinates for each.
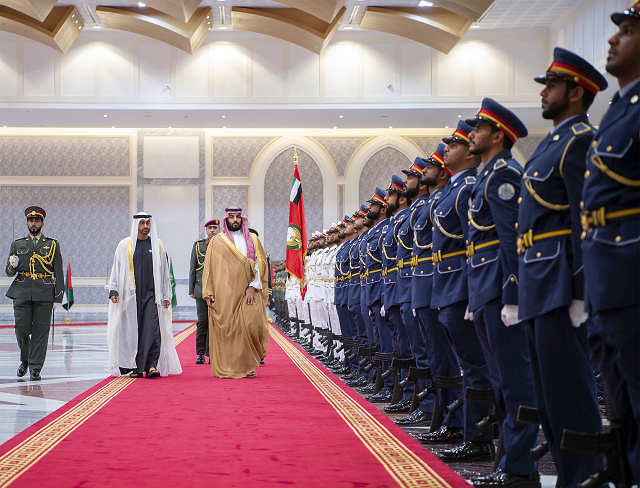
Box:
[465,98,538,477]
[521,49,608,487]
[395,158,435,423]
[431,164,495,450]
[364,188,394,398]
[359,224,376,349]
[412,143,464,437]
[335,218,355,368]
[582,6,640,478]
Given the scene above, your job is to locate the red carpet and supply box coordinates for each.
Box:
[0,324,469,488]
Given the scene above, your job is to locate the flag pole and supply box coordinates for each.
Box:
[65,256,72,323]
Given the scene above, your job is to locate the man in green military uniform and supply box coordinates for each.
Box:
[189,218,220,364]
[5,206,64,380]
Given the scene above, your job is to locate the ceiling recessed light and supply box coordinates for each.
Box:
[93,25,102,29]
[222,115,226,118]
[418,1,433,6]
[103,114,107,117]
[334,127,337,129]
[223,126,227,129]
[112,126,115,128]
[219,26,227,29]
[457,115,462,118]
[445,125,449,129]
[168,126,172,129]
[470,25,480,29]
[344,26,353,29]
[138,2,146,7]
[339,115,343,118]
[389,126,393,129]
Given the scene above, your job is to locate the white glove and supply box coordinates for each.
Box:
[464,305,474,321]
[9,255,18,268]
[568,299,588,328]
[501,304,521,327]
[380,305,385,317]
[412,309,416,317]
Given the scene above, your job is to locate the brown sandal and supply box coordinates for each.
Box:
[129,372,143,378]
[245,371,257,378]
[146,367,160,378]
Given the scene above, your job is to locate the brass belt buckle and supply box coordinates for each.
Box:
[467,242,475,258]
[580,212,590,232]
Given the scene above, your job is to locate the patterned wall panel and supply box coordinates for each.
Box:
[264,148,323,261]
[0,186,131,279]
[212,137,279,177]
[212,186,250,224]
[404,137,443,158]
[515,136,545,162]
[308,137,373,177]
[359,147,412,204]
[0,136,131,177]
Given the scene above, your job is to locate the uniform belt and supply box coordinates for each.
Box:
[580,207,640,231]
[410,256,433,267]
[382,267,397,277]
[517,229,571,254]
[466,239,500,258]
[19,271,52,279]
[397,258,409,269]
[365,268,382,278]
[432,249,467,264]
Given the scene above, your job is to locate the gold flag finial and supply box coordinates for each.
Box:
[293,147,299,165]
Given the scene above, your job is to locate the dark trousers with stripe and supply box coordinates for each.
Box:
[415,306,463,429]
[438,300,493,443]
[401,302,434,414]
[387,305,415,402]
[370,301,395,391]
[474,298,538,475]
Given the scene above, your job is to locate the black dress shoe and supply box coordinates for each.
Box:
[17,362,28,377]
[260,358,265,365]
[367,390,392,403]
[357,383,376,394]
[30,369,41,381]
[384,400,411,413]
[418,426,464,444]
[332,366,350,374]
[395,410,433,426]
[437,441,495,463]
[196,354,205,364]
[345,376,367,387]
[472,471,540,488]
[342,371,358,381]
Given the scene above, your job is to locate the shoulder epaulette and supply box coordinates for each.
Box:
[571,122,593,136]
[465,176,477,185]
[17,236,28,242]
[493,159,507,170]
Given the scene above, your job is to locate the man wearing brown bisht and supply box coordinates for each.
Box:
[202,206,268,378]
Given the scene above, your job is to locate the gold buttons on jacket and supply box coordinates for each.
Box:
[581,231,586,240]
[448,267,451,271]
[510,277,515,282]
[592,140,597,148]
[615,236,622,242]
[515,222,519,230]
[481,257,485,262]
[580,201,584,210]
[536,252,541,258]
[533,172,539,177]
[553,135,559,141]
[517,197,522,204]
[632,95,638,104]
[584,170,590,178]
[606,146,612,152]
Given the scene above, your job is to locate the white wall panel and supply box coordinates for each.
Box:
[212,44,247,97]
[437,43,470,96]
[0,43,17,97]
[401,43,431,97]
[583,5,595,63]
[514,40,542,96]
[604,0,617,49]
[288,45,319,97]
[143,185,199,281]
[99,45,134,98]
[556,28,566,49]
[139,44,171,98]
[363,44,394,97]
[23,43,54,97]
[325,44,360,98]
[565,21,575,52]
[574,14,585,57]
[475,42,508,96]
[61,44,94,97]
[252,44,283,98]
[177,48,208,98]
[143,136,200,178]
[593,0,606,64]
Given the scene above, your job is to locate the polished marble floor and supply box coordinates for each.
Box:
[0,321,192,446]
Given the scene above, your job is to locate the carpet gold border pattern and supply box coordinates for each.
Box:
[270,325,453,488]
[0,323,196,488]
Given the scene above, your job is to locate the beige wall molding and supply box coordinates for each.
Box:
[0,5,83,53]
[231,7,346,55]
[137,0,204,23]
[360,6,472,54]
[430,0,494,22]
[96,6,212,55]
[271,0,346,24]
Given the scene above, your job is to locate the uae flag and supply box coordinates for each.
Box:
[169,258,178,308]
[62,263,74,311]
[286,149,307,299]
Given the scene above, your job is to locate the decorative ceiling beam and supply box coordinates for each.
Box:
[231,7,345,55]
[0,5,84,53]
[267,0,345,24]
[359,7,472,55]
[133,0,204,23]
[429,0,495,22]
[0,0,57,22]
[95,6,212,55]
